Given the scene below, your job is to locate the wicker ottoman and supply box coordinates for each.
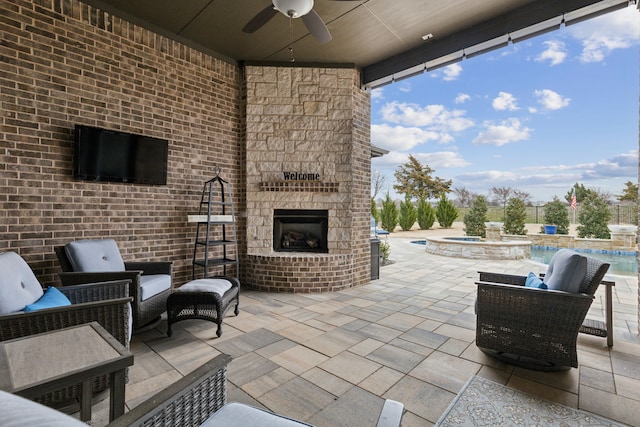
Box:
[166,277,240,337]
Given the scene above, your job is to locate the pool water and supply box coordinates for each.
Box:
[531,247,637,276]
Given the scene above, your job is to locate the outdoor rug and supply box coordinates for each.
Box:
[435,376,627,426]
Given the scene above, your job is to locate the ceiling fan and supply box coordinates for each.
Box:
[243,0,360,45]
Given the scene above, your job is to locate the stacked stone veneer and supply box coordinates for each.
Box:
[242,66,371,292]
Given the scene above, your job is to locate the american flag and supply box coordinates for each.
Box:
[570,188,577,209]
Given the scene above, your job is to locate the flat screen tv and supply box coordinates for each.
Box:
[73,125,168,185]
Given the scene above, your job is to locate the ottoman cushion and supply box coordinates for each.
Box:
[177,278,232,296]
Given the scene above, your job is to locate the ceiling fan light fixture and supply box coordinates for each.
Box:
[272,0,314,18]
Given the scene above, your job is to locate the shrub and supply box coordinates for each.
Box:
[398,194,418,231]
[542,197,570,234]
[577,194,611,239]
[417,198,436,230]
[380,240,391,264]
[371,198,379,225]
[380,193,398,232]
[464,195,487,237]
[435,194,458,228]
[503,197,527,235]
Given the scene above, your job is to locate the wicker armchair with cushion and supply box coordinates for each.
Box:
[55,239,173,331]
[0,353,404,427]
[0,251,132,408]
[475,249,610,370]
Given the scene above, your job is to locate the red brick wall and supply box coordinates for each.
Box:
[0,0,244,286]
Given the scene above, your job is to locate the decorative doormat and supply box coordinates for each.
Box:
[435,376,627,426]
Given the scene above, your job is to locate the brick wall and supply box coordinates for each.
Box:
[0,0,244,286]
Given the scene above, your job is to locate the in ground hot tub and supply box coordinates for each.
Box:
[424,236,531,260]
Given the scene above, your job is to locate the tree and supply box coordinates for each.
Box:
[490,186,512,217]
[398,194,417,231]
[452,186,476,208]
[565,183,597,204]
[512,189,532,206]
[379,193,398,233]
[463,195,487,237]
[542,197,570,234]
[393,155,452,200]
[503,197,527,235]
[371,197,379,224]
[371,169,387,199]
[618,181,638,203]
[577,193,611,239]
[417,198,435,230]
[435,194,458,228]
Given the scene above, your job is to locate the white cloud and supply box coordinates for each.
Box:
[455,93,471,104]
[568,6,640,63]
[443,63,463,81]
[535,40,567,66]
[472,118,531,146]
[371,150,469,172]
[371,123,440,151]
[370,88,384,101]
[399,83,412,93]
[492,92,519,111]
[534,89,570,110]
[380,101,474,135]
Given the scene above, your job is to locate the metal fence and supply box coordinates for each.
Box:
[477,204,638,225]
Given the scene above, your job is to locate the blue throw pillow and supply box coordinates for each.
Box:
[525,272,547,289]
[24,287,71,312]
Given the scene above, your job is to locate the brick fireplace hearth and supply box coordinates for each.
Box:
[242,65,371,292]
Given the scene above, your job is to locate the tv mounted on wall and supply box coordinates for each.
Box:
[73,125,168,185]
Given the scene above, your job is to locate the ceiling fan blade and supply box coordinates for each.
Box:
[243,4,278,33]
[302,10,331,44]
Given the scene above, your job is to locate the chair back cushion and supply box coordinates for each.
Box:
[64,239,125,272]
[0,252,44,314]
[543,249,587,293]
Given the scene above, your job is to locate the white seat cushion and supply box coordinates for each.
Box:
[0,252,44,314]
[0,390,86,427]
[177,278,232,296]
[140,274,171,301]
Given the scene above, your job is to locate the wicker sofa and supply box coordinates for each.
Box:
[0,251,132,408]
[475,249,610,370]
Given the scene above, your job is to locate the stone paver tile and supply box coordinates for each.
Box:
[611,350,640,380]
[433,323,476,343]
[409,351,481,393]
[255,338,298,358]
[400,327,448,349]
[242,367,296,399]
[614,373,640,401]
[212,328,283,357]
[438,337,471,356]
[579,384,640,426]
[366,343,424,373]
[303,328,366,357]
[227,352,280,386]
[301,367,353,396]
[578,346,614,373]
[259,377,336,423]
[513,364,579,394]
[358,323,404,343]
[350,307,388,323]
[269,344,329,375]
[303,318,336,332]
[376,312,425,331]
[397,411,431,427]
[125,368,182,408]
[385,375,456,423]
[315,312,358,327]
[359,366,404,395]
[580,366,616,393]
[306,300,348,315]
[127,349,174,385]
[349,337,385,356]
[308,386,385,427]
[389,337,435,357]
[277,323,325,343]
[319,351,381,384]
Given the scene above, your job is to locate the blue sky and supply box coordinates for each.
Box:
[371,5,639,204]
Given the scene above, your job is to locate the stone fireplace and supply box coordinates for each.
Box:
[242,65,371,292]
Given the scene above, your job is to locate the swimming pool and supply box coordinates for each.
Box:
[531,246,637,276]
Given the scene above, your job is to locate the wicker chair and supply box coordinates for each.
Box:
[0,251,132,409]
[475,251,610,370]
[55,239,173,331]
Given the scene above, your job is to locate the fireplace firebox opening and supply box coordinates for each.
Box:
[273,209,329,253]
